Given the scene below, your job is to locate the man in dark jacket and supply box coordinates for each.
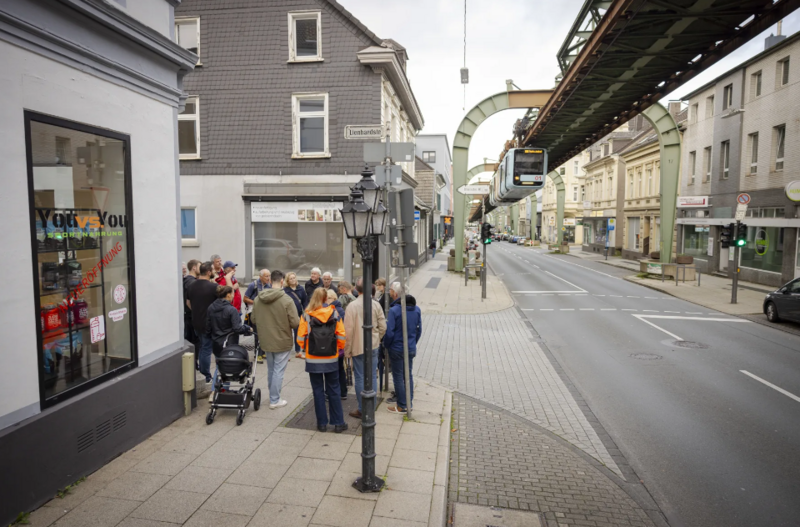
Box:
[183,260,200,351]
[383,282,422,414]
[304,267,323,299]
[205,285,251,399]
[186,262,219,384]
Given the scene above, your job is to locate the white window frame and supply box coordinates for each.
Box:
[778,57,790,87]
[288,11,322,63]
[292,92,329,159]
[748,133,758,175]
[690,103,698,124]
[721,140,730,179]
[178,96,200,160]
[775,124,785,171]
[706,95,714,118]
[573,186,578,202]
[175,17,200,64]
[751,71,762,99]
[689,151,696,185]
[704,146,712,181]
[181,206,199,246]
[573,160,579,174]
[723,84,733,110]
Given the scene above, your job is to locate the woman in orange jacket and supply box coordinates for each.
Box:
[297,288,347,432]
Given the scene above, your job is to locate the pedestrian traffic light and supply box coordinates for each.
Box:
[720,223,733,249]
[735,223,748,247]
[481,223,493,244]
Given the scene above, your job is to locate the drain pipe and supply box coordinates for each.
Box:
[182,352,195,416]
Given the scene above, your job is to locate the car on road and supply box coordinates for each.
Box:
[763,278,800,323]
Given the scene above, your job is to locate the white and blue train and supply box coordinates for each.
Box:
[488,147,548,207]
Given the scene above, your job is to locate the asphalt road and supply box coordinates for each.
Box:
[488,241,800,527]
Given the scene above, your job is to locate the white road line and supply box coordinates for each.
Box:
[521,308,535,311]
[513,291,581,294]
[544,270,587,293]
[601,308,617,311]
[610,295,622,298]
[643,310,659,313]
[627,296,640,298]
[541,255,620,278]
[622,308,637,311]
[645,297,658,299]
[560,308,575,311]
[579,308,595,311]
[524,260,530,263]
[686,312,703,314]
[633,315,683,341]
[593,294,606,297]
[632,314,752,342]
[665,311,681,314]
[740,370,800,404]
[540,308,554,311]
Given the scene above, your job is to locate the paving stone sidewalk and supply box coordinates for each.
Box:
[25,357,452,527]
[448,394,664,527]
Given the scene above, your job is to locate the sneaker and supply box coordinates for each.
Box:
[386,406,406,414]
[269,399,288,409]
[349,409,362,419]
[317,424,328,433]
[205,378,212,384]
[386,396,397,403]
[341,395,348,401]
[257,355,264,364]
[334,423,349,433]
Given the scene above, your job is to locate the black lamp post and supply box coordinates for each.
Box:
[341,165,387,493]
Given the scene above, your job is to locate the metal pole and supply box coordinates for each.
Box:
[481,201,487,300]
[353,236,383,493]
[394,190,413,420]
[382,121,392,392]
[731,221,740,304]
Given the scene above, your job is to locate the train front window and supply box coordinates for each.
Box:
[514,151,544,177]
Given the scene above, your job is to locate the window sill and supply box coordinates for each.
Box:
[180,156,203,161]
[287,58,324,64]
[182,239,200,247]
[292,153,331,159]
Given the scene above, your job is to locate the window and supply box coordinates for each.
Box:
[292,93,329,158]
[690,103,698,124]
[26,112,136,407]
[603,144,609,156]
[607,176,613,199]
[646,168,653,195]
[683,225,709,259]
[720,140,730,179]
[704,146,712,181]
[573,186,578,202]
[175,18,200,61]
[740,226,784,273]
[750,71,762,99]
[422,151,436,163]
[178,97,200,159]
[637,171,642,198]
[628,173,634,198]
[774,124,785,171]
[574,160,579,174]
[560,166,566,176]
[288,11,322,62]
[748,133,758,175]
[181,208,196,241]
[580,185,585,201]
[628,217,640,251]
[723,84,733,110]
[689,151,696,185]
[55,137,71,165]
[778,57,790,87]
[705,95,714,118]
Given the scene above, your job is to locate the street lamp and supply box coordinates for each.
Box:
[340,165,386,493]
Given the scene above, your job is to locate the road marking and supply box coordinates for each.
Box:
[540,308,554,311]
[645,296,658,299]
[544,270,587,293]
[665,311,681,314]
[643,310,659,313]
[541,255,620,278]
[632,315,752,342]
[622,308,637,311]
[740,370,800,404]
[593,294,606,297]
[514,291,580,294]
[686,312,702,314]
[521,308,535,311]
[579,308,595,311]
[627,296,640,298]
[610,295,622,298]
[560,308,575,311]
[524,260,530,263]
[601,308,617,311]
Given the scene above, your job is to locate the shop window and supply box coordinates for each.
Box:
[292,93,329,158]
[773,124,785,171]
[748,133,758,175]
[26,112,136,407]
[750,71,762,99]
[689,151,696,185]
[288,11,322,62]
[628,217,640,251]
[178,96,200,159]
[683,225,709,259]
[720,140,730,179]
[175,18,200,62]
[181,208,196,241]
[252,202,344,279]
[422,151,436,163]
[740,226,784,274]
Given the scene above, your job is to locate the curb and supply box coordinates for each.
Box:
[430,389,453,527]
[622,275,763,315]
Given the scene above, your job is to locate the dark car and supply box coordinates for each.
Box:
[763,278,800,323]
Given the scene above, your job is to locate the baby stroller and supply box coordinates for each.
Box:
[206,330,261,426]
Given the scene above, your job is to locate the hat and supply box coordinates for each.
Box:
[223,261,237,269]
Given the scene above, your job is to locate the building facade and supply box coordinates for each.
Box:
[415,134,453,242]
[679,31,800,286]
[0,0,194,523]
[174,0,423,284]
[541,152,588,245]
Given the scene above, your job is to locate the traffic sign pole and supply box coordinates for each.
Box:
[731,222,740,304]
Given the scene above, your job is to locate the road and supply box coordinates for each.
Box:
[488,241,800,527]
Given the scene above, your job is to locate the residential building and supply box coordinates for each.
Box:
[415,134,453,242]
[541,151,589,245]
[679,31,800,286]
[0,0,194,522]
[174,0,424,284]
[413,156,436,261]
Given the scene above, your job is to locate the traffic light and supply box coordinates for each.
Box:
[735,223,748,247]
[720,223,733,249]
[481,223,493,244]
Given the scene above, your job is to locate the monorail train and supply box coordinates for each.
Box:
[489,147,548,206]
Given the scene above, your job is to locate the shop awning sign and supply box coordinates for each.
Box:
[786,181,800,202]
[677,196,709,208]
[251,202,342,223]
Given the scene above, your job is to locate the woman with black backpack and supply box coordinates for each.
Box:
[297,288,348,433]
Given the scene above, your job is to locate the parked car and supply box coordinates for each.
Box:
[764,278,800,323]
[254,238,306,269]
[517,237,527,245]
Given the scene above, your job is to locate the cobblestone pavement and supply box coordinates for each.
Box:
[415,308,622,476]
[449,393,662,527]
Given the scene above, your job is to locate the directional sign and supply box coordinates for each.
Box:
[737,193,751,205]
[735,203,748,221]
[364,142,415,163]
[457,185,490,195]
[374,165,402,186]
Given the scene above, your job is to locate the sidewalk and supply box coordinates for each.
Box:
[27,353,451,527]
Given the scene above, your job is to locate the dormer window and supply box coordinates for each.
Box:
[288,11,322,62]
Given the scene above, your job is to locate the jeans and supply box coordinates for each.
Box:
[338,355,348,397]
[431,247,436,258]
[353,348,380,412]
[309,371,344,426]
[195,330,213,381]
[389,351,414,410]
[265,349,292,404]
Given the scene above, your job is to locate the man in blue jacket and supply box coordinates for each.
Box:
[383,282,422,414]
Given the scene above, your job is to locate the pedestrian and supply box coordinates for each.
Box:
[297,288,348,433]
[186,261,218,385]
[343,283,386,419]
[429,240,436,258]
[326,289,348,400]
[305,267,323,299]
[183,259,200,362]
[251,270,299,409]
[384,282,422,414]
[322,271,334,292]
[284,272,308,358]
[243,269,271,310]
[182,262,188,277]
[216,261,242,313]
[374,278,387,313]
[210,254,224,280]
[337,281,356,311]
[351,277,363,298]
[205,285,252,399]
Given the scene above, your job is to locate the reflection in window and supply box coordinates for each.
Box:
[741,226,784,273]
[683,225,709,258]
[253,218,344,279]
[774,124,785,171]
[181,208,196,239]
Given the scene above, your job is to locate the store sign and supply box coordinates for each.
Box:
[109,308,127,322]
[563,218,576,226]
[785,181,800,202]
[414,210,421,221]
[251,202,342,223]
[677,196,709,208]
[548,216,555,226]
[608,218,616,231]
[755,229,768,256]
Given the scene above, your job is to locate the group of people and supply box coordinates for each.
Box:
[182,258,422,433]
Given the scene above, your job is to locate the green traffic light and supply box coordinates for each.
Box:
[736,239,746,247]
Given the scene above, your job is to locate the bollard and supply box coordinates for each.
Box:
[182,352,195,416]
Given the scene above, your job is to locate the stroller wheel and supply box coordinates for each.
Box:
[236,410,245,426]
[206,410,215,425]
[253,389,262,411]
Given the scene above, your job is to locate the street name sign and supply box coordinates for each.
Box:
[345,125,383,140]
[457,185,490,195]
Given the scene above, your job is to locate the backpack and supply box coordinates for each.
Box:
[307,313,338,357]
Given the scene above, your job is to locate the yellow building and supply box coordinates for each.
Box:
[541,151,589,245]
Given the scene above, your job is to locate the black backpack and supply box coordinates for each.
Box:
[307,313,338,357]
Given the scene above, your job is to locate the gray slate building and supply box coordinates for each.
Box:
[174,0,424,283]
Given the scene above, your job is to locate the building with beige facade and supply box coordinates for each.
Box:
[541,151,589,245]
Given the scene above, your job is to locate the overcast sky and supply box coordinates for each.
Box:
[339,0,799,182]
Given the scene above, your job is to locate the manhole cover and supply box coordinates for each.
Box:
[453,503,542,527]
[630,353,662,360]
[673,341,709,349]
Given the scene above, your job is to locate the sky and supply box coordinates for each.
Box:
[339,0,800,183]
